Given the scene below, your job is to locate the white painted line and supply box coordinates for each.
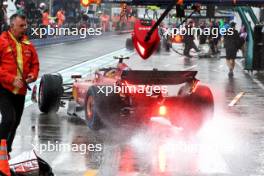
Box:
[236,60,264,91]
[252,78,264,90]
[182,65,197,71]
[228,92,245,107]
[36,42,66,49]
[56,49,128,74]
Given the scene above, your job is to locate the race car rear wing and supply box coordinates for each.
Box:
[121,70,198,85]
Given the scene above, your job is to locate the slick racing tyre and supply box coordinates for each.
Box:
[175,85,214,134]
[189,85,214,119]
[38,74,63,113]
[85,86,103,130]
[85,86,122,130]
[126,38,134,50]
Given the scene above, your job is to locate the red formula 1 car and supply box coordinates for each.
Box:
[32,56,214,133]
[125,19,175,57]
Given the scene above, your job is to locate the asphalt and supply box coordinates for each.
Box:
[9,34,264,176]
[36,33,127,76]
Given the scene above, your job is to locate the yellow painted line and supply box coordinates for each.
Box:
[228,92,245,107]
[158,145,166,173]
[84,169,98,176]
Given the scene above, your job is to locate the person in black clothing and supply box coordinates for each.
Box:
[198,21,207,45]
[0,14,39,157]
[144,8,149,19]
[224,22,240,77]
[0,1,8,34]
[183,20,200,58]
[26,1,42,27]
[208,21,221,55]
[238,25,247,58]
[0,2,4,34]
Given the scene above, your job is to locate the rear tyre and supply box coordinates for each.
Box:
[84,86,122,130]
[189,85,214,119]
[190,85,214,132]
[38,74,63,113]
[175,85,214,134]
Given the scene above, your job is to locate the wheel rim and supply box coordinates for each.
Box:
[0,110,2,123]
[39,83,44,105]
[86,96,94,120]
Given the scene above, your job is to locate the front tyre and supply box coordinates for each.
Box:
[38,74,63,113]
[84,86,122,130]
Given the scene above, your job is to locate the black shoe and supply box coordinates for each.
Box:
[228,70,234,77]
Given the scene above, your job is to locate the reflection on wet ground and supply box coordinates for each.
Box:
[12,40,264,175]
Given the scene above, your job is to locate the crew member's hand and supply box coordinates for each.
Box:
[13,77,24,88]
[26,73,35,83]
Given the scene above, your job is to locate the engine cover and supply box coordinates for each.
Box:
[133,19,160,59]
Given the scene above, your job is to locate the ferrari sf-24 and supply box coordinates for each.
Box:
[32,56,214,133]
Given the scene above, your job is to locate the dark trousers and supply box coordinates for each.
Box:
[184,41,199,56]
[0,87,25,153]
[209,39,219,54]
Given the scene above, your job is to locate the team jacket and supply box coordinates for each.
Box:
[0,31,39,95]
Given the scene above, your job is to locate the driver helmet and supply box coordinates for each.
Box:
[105,69,117,78]
[3,1,8,6]
[117,63,130,71]
[39,2,46,9]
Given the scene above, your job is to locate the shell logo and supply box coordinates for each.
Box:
[80,0,101,7]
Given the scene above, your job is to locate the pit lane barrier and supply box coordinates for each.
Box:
[31,29,132,47]
[31,32,111,47]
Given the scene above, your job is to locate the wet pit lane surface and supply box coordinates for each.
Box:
[11,40,264,176]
